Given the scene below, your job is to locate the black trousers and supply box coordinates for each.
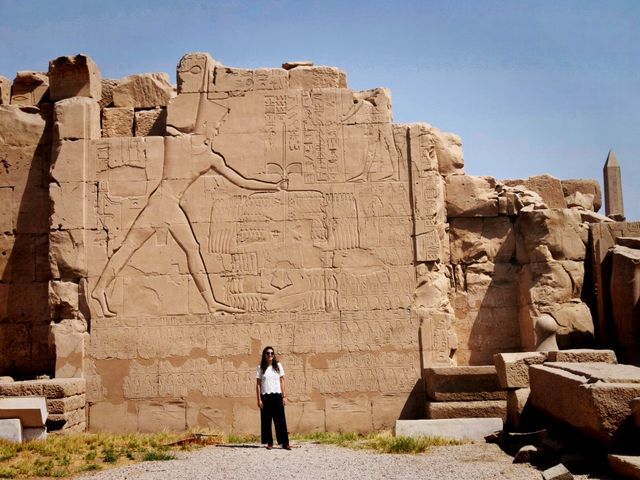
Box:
[260,393,289,446]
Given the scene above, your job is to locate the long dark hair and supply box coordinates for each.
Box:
[259,346,280,374]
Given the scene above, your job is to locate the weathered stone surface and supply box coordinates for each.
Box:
[545,349,617,364]
[134,108,166,136]
[450,217,514,264]
[516,209,587,263]
[506,388,530,430]
[48,54,101,101]
[0,418,23,443]
[609,455,640,480]
[47,394,86,414]
[632,397,640,428]
[11,71,49,106]
[434,131,464,176]
[288,66,345,89]
[497,183,547,215]
[542,464,574,480]
[0,396,47,427]
[563,179,602,212]
[99,79,118,108]
[426,400,506,419]
[494,352,546,389]
[47,408,85,428]
[0,378,85,399]
[446,176,498,217]
[112,73,173,108]
[611,245,640,364]
[529,363,640,445]
[54,97,100,140]
[395,418,503,441]
[282,60,314,70]
[504,174,567,209]
[102,107,134,137]
[51,320,87,378]
[424,366,505,401]
[0,76,10,105]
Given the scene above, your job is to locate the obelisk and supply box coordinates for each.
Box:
[603,150,624,220]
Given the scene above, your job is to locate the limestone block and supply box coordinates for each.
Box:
[0,103,49,147]
[49,182,88,230]
[552,301,594,344]
[213,66,254,92]
[51,320,87,378]
[341,88,392,125]
[0,378,85,399]
[415,264,451,310]
[545,349,617,364]
[419,311,457,367]
[424,366,506,401]
[48,408,85,429]
[23,427,47,441]
[519,261,574,306]
[99,79,118,108]
[87,402,136,433]
[288,66,344,89]
[102,107,133,137]
[49,280,79,320]
[426,400,506,419]
[11,71,49,106]
[176,52,216,94]
[137,399,186,432]
[395,418,503,441]
[611,245,640,364]
[49,229,87,279]
[565,191,594,211]
[617,236,640,249]
[542,464,573,480]
[504,175,567,209]
[231,403,260,436]
[113,73,173,108]
[506,388,531,429]
[529,363,640,445]
[445,175,498,217]
[284,401,325,433]
[48,54,101,101]
[0,418,22,443]
[497,183,547,215]
[608,455,640,480]
[435,131,464,176]
[450,217,514,264]
[516,209,586,263]
[408,124,438,173]
[47,394,86,414]
[0,396,47,427]
[253,68,288,90]
[54,97,100,140]
[494,352,546,389]
[134,108,166,136]
[326,395,372,433]
[462,262,520,308]
[0,76,10,104]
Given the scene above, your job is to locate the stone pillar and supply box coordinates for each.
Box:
[603,150,624,220]
[49,92,101,378]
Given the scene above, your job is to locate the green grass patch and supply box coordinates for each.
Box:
[226,433,260,444]
[142,450,176,461]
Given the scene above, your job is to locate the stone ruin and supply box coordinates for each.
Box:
[0,53,638,445]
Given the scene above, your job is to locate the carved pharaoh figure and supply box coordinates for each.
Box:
[91,53,284,317]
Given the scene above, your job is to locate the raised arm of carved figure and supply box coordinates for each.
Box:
[207,144,282,191]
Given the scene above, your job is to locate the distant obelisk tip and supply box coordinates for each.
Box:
[605,149,619,168]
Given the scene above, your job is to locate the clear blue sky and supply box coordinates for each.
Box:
[1,0,638,220]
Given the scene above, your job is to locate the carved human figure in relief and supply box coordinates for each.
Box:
[92,53,284,317]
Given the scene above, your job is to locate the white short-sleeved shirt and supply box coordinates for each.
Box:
[256,363,285,395]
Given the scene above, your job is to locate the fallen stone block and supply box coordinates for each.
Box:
[0,378,86,399]
[48,54,101,101]
[494,352,546,389]
[24,427,47,442]
[513,444,538,463]
[0,396,47,427]
[0,418,23,443]
[545,349,617,364]
[529,363,640,445]
[426,400,506,420]
[11,71,49,106]
[506,388,531,430]
[542,463,573,480]
[113,73,173,108]
[609,455,640,479]
[504,174,567,209]
[562,179,602,212]
[424,366,506,401]
[395,418,503,442]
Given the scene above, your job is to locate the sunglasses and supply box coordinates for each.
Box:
[265,352,275,356]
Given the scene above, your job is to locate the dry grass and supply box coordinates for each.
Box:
[0,430,223,478]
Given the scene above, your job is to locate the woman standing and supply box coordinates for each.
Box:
[256,346,291,450]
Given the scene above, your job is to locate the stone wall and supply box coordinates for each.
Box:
[0,52,610,433]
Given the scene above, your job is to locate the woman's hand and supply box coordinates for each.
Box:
[282,396,287,407]
[257,399,263,409]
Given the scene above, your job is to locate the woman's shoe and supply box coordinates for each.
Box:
[283,445,292,450]
[266,444,273,450]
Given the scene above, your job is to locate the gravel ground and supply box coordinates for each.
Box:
[73,441,601,480]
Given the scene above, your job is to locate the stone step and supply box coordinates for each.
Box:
[424,366,506,401]
[426,399,507,420]
[0,397,47,427]
[395,418,503,442]
[609,455,640,479]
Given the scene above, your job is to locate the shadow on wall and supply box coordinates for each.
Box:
[0,105,55,379]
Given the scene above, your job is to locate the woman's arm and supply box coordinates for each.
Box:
[280,376,287,406]
[256,379,263,409]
